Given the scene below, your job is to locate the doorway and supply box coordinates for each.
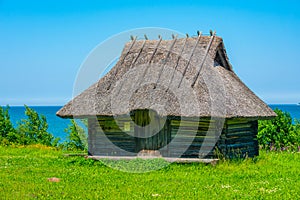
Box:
[131,109,170,152]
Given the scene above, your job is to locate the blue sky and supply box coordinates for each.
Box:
[0,0,299,105]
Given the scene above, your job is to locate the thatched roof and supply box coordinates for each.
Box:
[57,35,276,119]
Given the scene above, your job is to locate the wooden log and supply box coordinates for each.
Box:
[226,127,253,134]
[226,142,255,149]
[225,136,255,144]
[226,131,254,138]
[226,118,253,124]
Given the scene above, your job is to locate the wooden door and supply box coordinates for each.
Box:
[132,109,170,152]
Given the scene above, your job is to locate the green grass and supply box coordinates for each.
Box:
[0,145,299,199]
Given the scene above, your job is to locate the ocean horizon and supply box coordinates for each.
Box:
[4,104,300,142]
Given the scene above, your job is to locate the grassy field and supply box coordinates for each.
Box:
[0,145,299,199]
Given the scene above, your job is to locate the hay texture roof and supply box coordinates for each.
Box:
[57,35,276,119]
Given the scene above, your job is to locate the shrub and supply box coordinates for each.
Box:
[16,105,59,146]
[0,105,17,145]
[258,109,300,151]
[63,119,87,151]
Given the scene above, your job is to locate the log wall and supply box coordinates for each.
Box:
[169,118,222,158]
[168,118,258,158]
[218,119,259,158]
[88,116,259,158]
[88,117,136,156]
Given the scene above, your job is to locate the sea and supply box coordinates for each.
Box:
[4,104,300,142]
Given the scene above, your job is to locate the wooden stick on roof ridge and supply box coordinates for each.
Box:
[154,34,178,89]
[177,31,202,88]
[191,31,216,88]
[107,35,137,90]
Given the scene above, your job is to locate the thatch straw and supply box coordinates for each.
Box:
[57,36,276,119]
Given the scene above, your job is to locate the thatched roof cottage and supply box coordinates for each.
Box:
[57,32,276,159]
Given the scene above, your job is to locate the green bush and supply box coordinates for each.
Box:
[0,105,60,146]
[16,105,59,146]
[258,109,300,151]
[0,105,88,149]
[63,119,87,151]
[0,106,17,145]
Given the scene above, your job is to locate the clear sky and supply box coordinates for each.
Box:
[0,0,299,105]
